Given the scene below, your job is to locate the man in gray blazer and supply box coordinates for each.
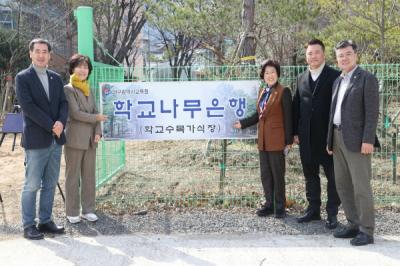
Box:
[327,40,379,246]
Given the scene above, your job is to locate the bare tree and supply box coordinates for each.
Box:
[156,29,199,80]
[144,0,202,79]
[90,0,146,66]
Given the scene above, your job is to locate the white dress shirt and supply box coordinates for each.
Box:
[309,62,325,81]
[333,66,358,125]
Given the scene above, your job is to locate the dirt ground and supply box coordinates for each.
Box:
[0,134,66,230]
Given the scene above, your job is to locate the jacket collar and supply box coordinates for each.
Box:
[28,65,52,103]
[257,82,282,118]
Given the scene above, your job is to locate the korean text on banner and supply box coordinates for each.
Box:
[101,80,259,140]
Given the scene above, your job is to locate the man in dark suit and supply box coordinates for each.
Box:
[16,39,68,240]
[327,40,379,246]
[293,39,341,229]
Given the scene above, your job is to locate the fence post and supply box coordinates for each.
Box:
[219,139,227,191]
[392,132,397,184]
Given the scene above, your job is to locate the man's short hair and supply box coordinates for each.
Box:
[335,40,357,52]
[68,54,93,78]
[29,38,52,52]
[306,39,325,51]
[260,59,281,79]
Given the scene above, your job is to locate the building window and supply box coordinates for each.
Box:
[0,9,13,29]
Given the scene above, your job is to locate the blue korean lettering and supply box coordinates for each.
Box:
[161,99,178,119]
[229,97,246,118]
[206,98,224,118]
[113,99,133,120]
[137,100,156,118]
[183,100,201,119]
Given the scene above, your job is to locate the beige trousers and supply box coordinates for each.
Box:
[64,146,96,216]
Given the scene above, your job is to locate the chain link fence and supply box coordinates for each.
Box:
[92,64,400,211]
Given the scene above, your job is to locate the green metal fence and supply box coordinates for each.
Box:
[93,64,400,210]
[91,62,126,187]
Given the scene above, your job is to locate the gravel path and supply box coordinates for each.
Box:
[1,207,400,240]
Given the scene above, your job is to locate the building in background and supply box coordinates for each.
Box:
[0,0,73,78]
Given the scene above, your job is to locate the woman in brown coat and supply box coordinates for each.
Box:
[234,60,293,218]
[64,54,107,224]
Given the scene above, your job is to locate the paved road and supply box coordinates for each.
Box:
[1,233,400,265]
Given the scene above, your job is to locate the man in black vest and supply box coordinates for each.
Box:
[293,39,341,229]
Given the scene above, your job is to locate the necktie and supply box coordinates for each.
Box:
[259,88,270,112]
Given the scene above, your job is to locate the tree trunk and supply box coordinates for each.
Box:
[240,0,256,65]
[380,0,385,63]
[64,0,72,59]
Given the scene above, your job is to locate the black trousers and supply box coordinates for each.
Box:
[259,150,286,211]
[300,156,341,216]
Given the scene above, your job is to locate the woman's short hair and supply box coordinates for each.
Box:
[259,59,281,79]
[68,54,93,78]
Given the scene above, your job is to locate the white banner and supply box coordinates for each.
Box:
[100,80,259,140]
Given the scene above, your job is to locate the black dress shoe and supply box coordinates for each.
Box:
[274,209,286,219]
[350,232,374,246]
[325,215,338,229]
[24,225,44,240]
[38,221,65,234]
[256,205,274,217]
[333,227,359,238]
[296,209,321,223]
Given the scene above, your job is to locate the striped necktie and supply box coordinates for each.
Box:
[259,87,271,112]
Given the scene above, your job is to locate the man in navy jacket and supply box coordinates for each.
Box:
[16,39,68,240]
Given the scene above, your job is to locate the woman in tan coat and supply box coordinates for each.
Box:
[64,54,107,224]
[234,60,293,218]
